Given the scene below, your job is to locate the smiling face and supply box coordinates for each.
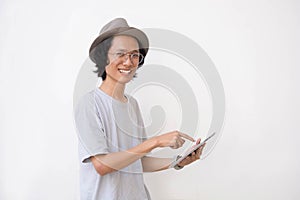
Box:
[105,35,140,84]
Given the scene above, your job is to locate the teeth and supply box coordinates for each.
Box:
[119,69,131,74]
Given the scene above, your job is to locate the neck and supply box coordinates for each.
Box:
[99,78,127,102]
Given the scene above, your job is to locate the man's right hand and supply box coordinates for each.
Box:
[152,131,195,149]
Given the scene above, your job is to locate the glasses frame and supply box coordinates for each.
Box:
[108,51,144,65]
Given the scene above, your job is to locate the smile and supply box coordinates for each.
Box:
[118,69,132,74]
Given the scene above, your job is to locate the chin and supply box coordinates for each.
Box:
[117,76,134,84]
[116,70,136,83]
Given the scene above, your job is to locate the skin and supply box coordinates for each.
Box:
[91,35,205,175]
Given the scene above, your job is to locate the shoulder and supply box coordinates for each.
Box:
[126,94,139,106]
[74,90,97,112]
[126,94,143,113]
[78,90,95,104]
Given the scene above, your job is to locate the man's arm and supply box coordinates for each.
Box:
[91,131,194,176]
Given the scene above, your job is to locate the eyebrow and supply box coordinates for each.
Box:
[115,49,139,53]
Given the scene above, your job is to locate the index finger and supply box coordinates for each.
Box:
[179,132,195,142]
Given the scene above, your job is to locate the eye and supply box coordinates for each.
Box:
[131,53,140,59]
[115,52,125,58]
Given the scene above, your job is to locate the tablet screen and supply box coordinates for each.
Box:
[169,132,216,168]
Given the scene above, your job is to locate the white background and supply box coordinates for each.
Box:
[1,0,300,199]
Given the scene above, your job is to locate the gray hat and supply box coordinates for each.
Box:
[89,18,149,64]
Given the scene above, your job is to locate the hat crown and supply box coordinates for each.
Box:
[100,18,129,34]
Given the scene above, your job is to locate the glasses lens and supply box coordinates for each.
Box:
[129,53,143,64]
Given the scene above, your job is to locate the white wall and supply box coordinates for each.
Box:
[1,0,299,199]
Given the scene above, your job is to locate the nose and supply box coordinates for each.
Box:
[122,54,134,66]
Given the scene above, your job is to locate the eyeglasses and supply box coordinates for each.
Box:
[108,51,144,65]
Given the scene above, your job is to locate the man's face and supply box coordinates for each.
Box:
[105,35,140,84]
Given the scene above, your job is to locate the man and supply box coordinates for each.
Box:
[74,18,205,200]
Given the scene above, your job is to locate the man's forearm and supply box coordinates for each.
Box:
[141,156,173,172]
[91,130,193,175]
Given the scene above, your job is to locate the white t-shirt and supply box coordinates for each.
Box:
[74,88,151,200]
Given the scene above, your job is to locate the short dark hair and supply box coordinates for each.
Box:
[90,36,147,80]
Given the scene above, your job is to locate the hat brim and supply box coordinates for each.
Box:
[89,27,149,57]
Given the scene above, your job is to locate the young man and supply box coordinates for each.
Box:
[74,18,205,200]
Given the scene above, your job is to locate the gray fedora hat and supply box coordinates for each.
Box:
[89,18,149,63]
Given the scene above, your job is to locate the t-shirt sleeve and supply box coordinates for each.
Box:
[74,92,109,163]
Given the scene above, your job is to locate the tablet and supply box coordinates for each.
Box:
[170,132,216,168]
